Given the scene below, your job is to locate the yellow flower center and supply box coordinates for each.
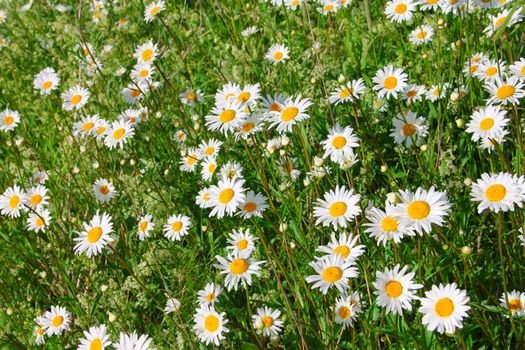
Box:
[332,136,347,149]
[324,4,334,11]
[139,69,149,78]
[509,299,523,312]
[142,48,154,61]
[218,188,234,204]
[87,227,103,243]
[339,87,353,98]
[237,239,248,250]
[36,217,45,227]
[244,202,257,212]
[99,185,110,195]
[262,316,274,328]
[273,51,283,60]
[130,89,141,97]
[384,76,398,90]
[395,3,407,14]
[269,103,281,112]
[113,128,126,140]
[206,293,215,302]
[237,92,251,102]
[338,306,351,319]
[208,163,216,172]
[204,315,219,332]
[37,327,44,336]
[219,109,236,123]
[407,200,430,220]
[385,280,403,298]
[496,85,515,99]
[9,195,19,209]
[417,31,427,39]
[230,258,249,274]
[485,67,497,76]
[97,126,106,135]
[187,92,197,101]
[205,147,215,155]
[71,95,82,105]
[329,201,347,217]
[90,338,102,350]
[52,316,64,327]
[381,216,399,232]
[495,16,507,27]
[171,221,183,232]
[322,266,343,283]
[401,124,416,137]
[406,90,417,97]
[82,122,95,131]
[333,245,350,258]
[30,194,42,206]
[242,122,255,132]
[281,107,299,122]
[479,118,494,131]
[150,6,161,15]
[485,184,506,201]
[3,116,14,125]
[139,221,148,232]
[43,81,53,89]
[435,297,454,317]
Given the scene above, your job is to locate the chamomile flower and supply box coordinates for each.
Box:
[31,171,48,185]
[93,178,116,204]
[440,0,467,15]
[144,0,165,22]
[174,130,187,143]
[78,325,112,350]
[321,124,360,163]
[261,93,288,115]
[266,95,312,133]
[334,292,363,328]
[316,232,366,262]
[313,185,361,229]
[24,185,48,209]
[500,291,525,316]
[373,264,423,315]
[180,147,201,173]
[470,172,522,213]
[61,85,89,111]
[372,65,408,99]
[42,306,71,336]
[509,57,525,80]
[33,67,60,95]
[241,25,259,36]
[0,185,25,218]
[196,187,213,209]
[131,61,155,82]
[317,0,340,15]
[122,82,149,104]
[135,214,154,241]
[163,214,191,241]
[286,0,303,10]
[73,212,114,257]
[418,0,441,11]
[226,228,258,254]
[34,317,45,345]
[0,109,20,132]
[208,178,246,218]
[197,283,222,307]
[385,0,416,22]
[134,40,159,63]
[214,250,264,291]
[426,83,448,101]
[476,59,506,82]
[419,283,470,334]
[104,120,134,149]
[27,209,52,233]
[114,332,154,350]
[484,8,523,37]
[306,254,358,294]
[180,88,204,106]
[466,106,509,141]
[119,108,141,126]
[485,77,525,105]
[236,83,260,106]
[164,298,181,314]
[73,114,100,136]
[364,204,416,246]
[335,79,366,104]
[402,84,426,103]
[265,43,289,64]
[393,187,451,234]
[390,111,428,147]
[201,158,218,181]
[237,190,268,219]
[193,306,229,346]
[205,101,248,135]
[278,157,301,180]
[252,307,283,338]
[236,112,263,139]
[199,138,223,159]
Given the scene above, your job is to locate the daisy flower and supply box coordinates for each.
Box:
[196,187,213,209]
[144,0,165,22]
[137,214,154,240]
[164,297,181,314]
[208,178,246,218]
[218,161,244,180]
[61,85,89,111]
[32,171,49,185]
[237,190,268,219]
[313,185,361,229]
[42,306,71,336]
[385,0,416,22]
[236,83,261,106]
[27,209,52,233]
[465,106,509,142]
[94,118,109,140]
[180,147,201,173]
[252,307,284,338]
[241,25,259,36]
[440,0,467,15]
[197,283,222,307]
[104,120,134,149]
[306,254,358,294]
[201,158,218,181]
[372,65,408,99]
[33,67,60,95]
[500,291,525,316]
[114,332,154,350]
[321,124,360,163]
[417,0,441,11]
[470,172,522,213]
[261,93,288,115]
[426,83,448,101]
[0,185,25,218]
[236,112,264,139]
[286,0,303,10]
[199,138,223,159]
[174,130,187,143]
[122,82,149,104]
[485,77,525,105]
[265,43,289,64]
[476,59,506,82]
[24,184,48,209]
[226,228,258,254]
[0,109,20,132]
[393,187,451,234]
[509,57,525,81]
[34,317,45,345]
[78,325,112,350]
[390,111,428,147]
[334,292,363,329]
[479,130,509,152]
[373,264,423,315]
[180,88,204,106]
[317,0,340,15]
[316,232,366,262]
[93,178,116,204]
[214,82,240,105]
[419,283,470,334]
[266,95,313,133]
[329,78,366,104]
[73,212,114,257]
[402,84,426,103]
[134,40,159,63]
[205,101,248,135]
[484,8,523,37]
[193,306,229,346]
[131,61,155,82]
[364,204,416,246]
[214,250,264,291]
[163,214,191,241]
[73,114,100,137]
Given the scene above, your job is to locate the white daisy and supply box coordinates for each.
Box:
[42,306,71,336]
[144,0,165,22]
[33,67,60,95]
[197,283,222,307]
[61,85,90,111]
[193,306,229,346]
[385,0,416,22]
[205,101,248,135]
[73,212,114,257]
[390,111,428,147]
[131,61,155,82]
[409,24,434,45]
[265,43,290,64]
[364,204,416,246]
[0,185,26,218]
[214,250,264,291]
[500,291,525,317]
[0,109,20,132]
[266,95,313,133]
[484,8,523,37]
[93,178,116,204]
[509,57,525,81]
[328,78,366,104]
[180,147,201,173]
[321,123,360,163]
[316,232,366,262]
[226,228,258,254]
[485,77,525,105]
[334,291,363,329]
[200,157,218,181]
[137,214,154,240]
[237,190,269,219]
[78,325,112,350]
[163,214,191,241]
[208,178,246,218]
[104,120,134,149]
[313,185,361,229]
[180,88,204,106]
[27,209,52,233]
[252,307,284,338]
[24,184,48,209]
[470,172,522,213]
[134,40,159,63]
[476,59,506,82]
[113,332,154,350]
[372,65,408,99]
[402,84,426,103]
[465,106,509,142]
[164,297,181,314]
[306,254,358,294]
